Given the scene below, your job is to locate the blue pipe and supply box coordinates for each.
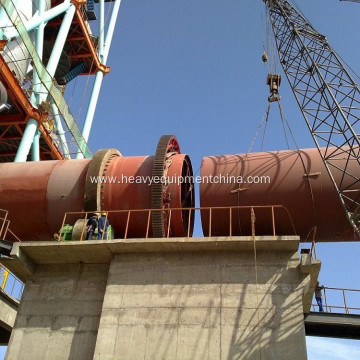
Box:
[31,0,46,161]
[78,70,104,147]
[16,3,75,162]
[50,99,70,159]
[39,3,76,101]
[31,130,40,161]
[0,0,20,39]
[77,0,122,159]
[103,0,122,64]
[0,7,9,30]
[2,1,71,40]
[99,0,105,62]
[14,119,38,162]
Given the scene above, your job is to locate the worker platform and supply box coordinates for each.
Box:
[0,288,18,345]
[1,235,321,360]
[305,312,360,340]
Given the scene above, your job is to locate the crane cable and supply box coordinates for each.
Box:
[277,100,318,238]
[235,103,271,234]
[76,0,115,149]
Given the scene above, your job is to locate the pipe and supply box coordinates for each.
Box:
[200,147,357,242]
[31,130,40,161]
[77,0,122,158]
[14,118,38,162]
[38,3,76,103]
[2,1,71,40]
[0,0,20,38]
[50,99,70,159]
[77,70,104,157]
[103,0,122,64]
[0,6,9,33]
[31,0,46,161]
[98,0,105,62]
[17,3,75,162]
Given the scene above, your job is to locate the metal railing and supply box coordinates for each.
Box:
[299,226,318,260]
[0,209,24,301]
[0,265,23,301]
[0,209,21,242]
[312,287,360,314]
[60,205,297,241]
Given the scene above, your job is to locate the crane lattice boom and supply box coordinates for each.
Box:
[265,0,360,237]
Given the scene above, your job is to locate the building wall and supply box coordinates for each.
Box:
[6,264,109,360]
[94,250,307,360]
[5,240,311,360]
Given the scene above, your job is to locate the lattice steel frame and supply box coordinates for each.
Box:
[265,0,360,237]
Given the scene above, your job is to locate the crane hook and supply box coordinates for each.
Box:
[262,50,269,63]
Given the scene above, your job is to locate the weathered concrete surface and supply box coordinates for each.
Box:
[4,236,320,360]
[301,253,321,313]
[6,264,109,360]
[0,290,19,345]
[2,236,300,282]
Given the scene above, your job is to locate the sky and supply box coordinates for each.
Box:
[78,0,360,357]
[2,0,360,358]
[85,0,360,358]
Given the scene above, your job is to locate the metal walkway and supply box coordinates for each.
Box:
[305,312,360,339]
[0,288,19,345]
[306,286,360,339]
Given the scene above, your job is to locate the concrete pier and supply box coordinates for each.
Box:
[3,236,320,360]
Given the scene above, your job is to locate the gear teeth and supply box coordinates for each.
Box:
[151,135,180,237]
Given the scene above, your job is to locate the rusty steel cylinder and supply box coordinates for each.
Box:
[0,136,194,241]
[200,147,357,242]
[102,153,194,238]
[0,159,89,241]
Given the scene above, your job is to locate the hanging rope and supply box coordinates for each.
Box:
[252,207,262,360]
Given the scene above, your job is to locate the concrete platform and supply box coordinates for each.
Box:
[4,236,320,360]
[3,236,300,281]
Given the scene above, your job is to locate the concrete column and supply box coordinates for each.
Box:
[6,263,109,359]
[4,236,320,360]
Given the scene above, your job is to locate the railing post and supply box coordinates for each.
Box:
[10,277,16,296]
[3,220,10,240]
[59,213,67,241]
[271,206,276,236]
[0,210,8,239]
[209,208,212,237]
[124,211,130,239]
[101,212,108,240]
[167,209,172,238]
[80,212,88,241]
[229,207,232,238]
[342,289,349,314]
[1,267,8,290]
[324,289,330,312]
[187,209,192,238]
[145,210,151,239]
[20,283,24,298]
